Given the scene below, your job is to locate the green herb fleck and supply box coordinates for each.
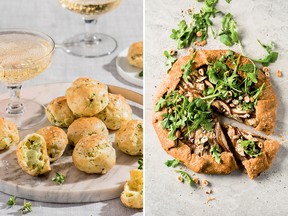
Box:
[139,71,143,77]
[181,52,197,82]
[225,0,232,3]
[7,196,16,208]
[52,172,65,185]
[240,140,262,157]
[164,50,177,72]
[20,200,32,214]
[253,40,278,66]
[165,159,181,168]
[138,156,143,170]
[219,13,240,47]
[210,144,222,163]
[175,170,194,186]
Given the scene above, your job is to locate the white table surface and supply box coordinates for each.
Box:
[145,0,288,215]
[0,0,143,215]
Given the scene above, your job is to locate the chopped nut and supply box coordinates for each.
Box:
[178,89,184,94]
[168,108,173,114]
[206,197,216,203]
[194,40,207,46]
[170,49,177,56]
[188,96,193,102]
[250,97,255,102]
[202,179,209,186]
[244,95,250,103]
[232,99,239,105]
[177,175,183,183]
[188,48,195,54]
[258,142,263,148]
[198,68,205,76]
[224,71,230,77]
[277,70,282,77]
[263,67,270,73]
[201,136,208,143]
[187,8,193,13]
[193,177,199,184]
[196,31,202,37]
[198,83,205,91]
[206,189,213,194]
[238,96,243,100]
[265,71,270,77]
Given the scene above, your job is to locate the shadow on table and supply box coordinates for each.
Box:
[103,56,141,89]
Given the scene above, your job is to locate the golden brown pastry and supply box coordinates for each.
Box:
[66,77,109,117]
[115,120,143,156]
[226,125,280,179]
[127,41,143,68]
[72,134,116,174]
[96,93,132,130]
[0,117,19,150]
[36,126,68,162]
[67,117,109,145]
[16,133,51,176]
[120,169,143,209]
[45,96,76,128]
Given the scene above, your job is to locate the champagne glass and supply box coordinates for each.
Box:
[0,29,55,130]
[59,0,122,57]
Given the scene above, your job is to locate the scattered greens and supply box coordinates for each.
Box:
[210,144,222,163]
[225,0,232,3]
[175,170,194,186]
[52,172,65,185]
[219,13,240,47]
[181,52,197,82]
[170,0,219,49]
[20,200,32,214]
[165,159,181,168]
[139,71,143,77]
[164,50,177,72]
[253,40,279,66]
[7,196,16,208]
[240,140,262,157]
[138,156,143,170]
[155,91,213,140]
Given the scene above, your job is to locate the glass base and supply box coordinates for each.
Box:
[0,99,46,130]
[62,33,117,58]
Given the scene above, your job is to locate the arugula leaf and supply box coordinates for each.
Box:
[154,97,166,112]
[181,52,197,82]
[225,0,232,3]
[139,71,143,77]
[165,159,181,168]
[52,172,65,185]
[219,13,239,47]
[175,170,194,186]
[170,20,194,49]
[240,140,262,157]
[210,144,222,163]
[7,196,16,208]
[253,40,279,66]
[138,156,143,170]
[20,200,32,214]
[164,50,177,72]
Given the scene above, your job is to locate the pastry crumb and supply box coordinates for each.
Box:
[194,40,207,46]
[192,177,199,185]
[206,189,213,194]
[205,196,216,204]
[202,179,209,186]
[177,175,183,183]
[277,70,282,77]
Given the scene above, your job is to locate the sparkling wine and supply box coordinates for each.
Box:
[59,0,122,16]
[0,33,54,83]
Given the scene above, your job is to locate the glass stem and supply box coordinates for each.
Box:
[84,18,101,44]
[6,84,24,115]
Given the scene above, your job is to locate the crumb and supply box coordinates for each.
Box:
[202,179,209,186]
[188,48,195,54]
[277,70,282,77]
[177,175,183,183]
[205,197,216,204]
[206,189,213,194]
[170,49,177,56]
[194,40,207,46]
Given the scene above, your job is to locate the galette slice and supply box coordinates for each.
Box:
[225,125,280,179]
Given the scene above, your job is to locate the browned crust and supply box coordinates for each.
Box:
[153,50,278,135]
[242,139,280,179]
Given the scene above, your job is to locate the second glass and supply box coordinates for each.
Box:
[59,0,122,58]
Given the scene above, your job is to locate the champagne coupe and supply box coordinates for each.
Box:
[59,0,122,57]
[0,29,55,130]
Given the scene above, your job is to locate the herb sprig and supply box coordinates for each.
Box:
[20,200,32,214]
[175,170,194,186]
[181,52,197,81]
[52,172,65,185]
[165,159,181,168]
[219,13,240,47]
[253,40,279,66]
[164,50,177,72]
[210,144,222,163]
[240,140,262,157]
[7,196,16,208]
[138,156,143,170]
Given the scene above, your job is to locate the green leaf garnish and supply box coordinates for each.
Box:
[20,200,32,214]
[210,144,222,163]
[164,50,177,72]
[175,170,194,186]
[165,159,181,168]
[52,172,65,185]
[219,13,239,47]
[7,196,16,208]
[253,40,278,66]
[225,0,232,3]
[138,156,143,170]
[240,140,262,157]
[139,71,143,77]
[181,52,197,82]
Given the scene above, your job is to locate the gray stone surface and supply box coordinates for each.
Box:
[145,0,288,215]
